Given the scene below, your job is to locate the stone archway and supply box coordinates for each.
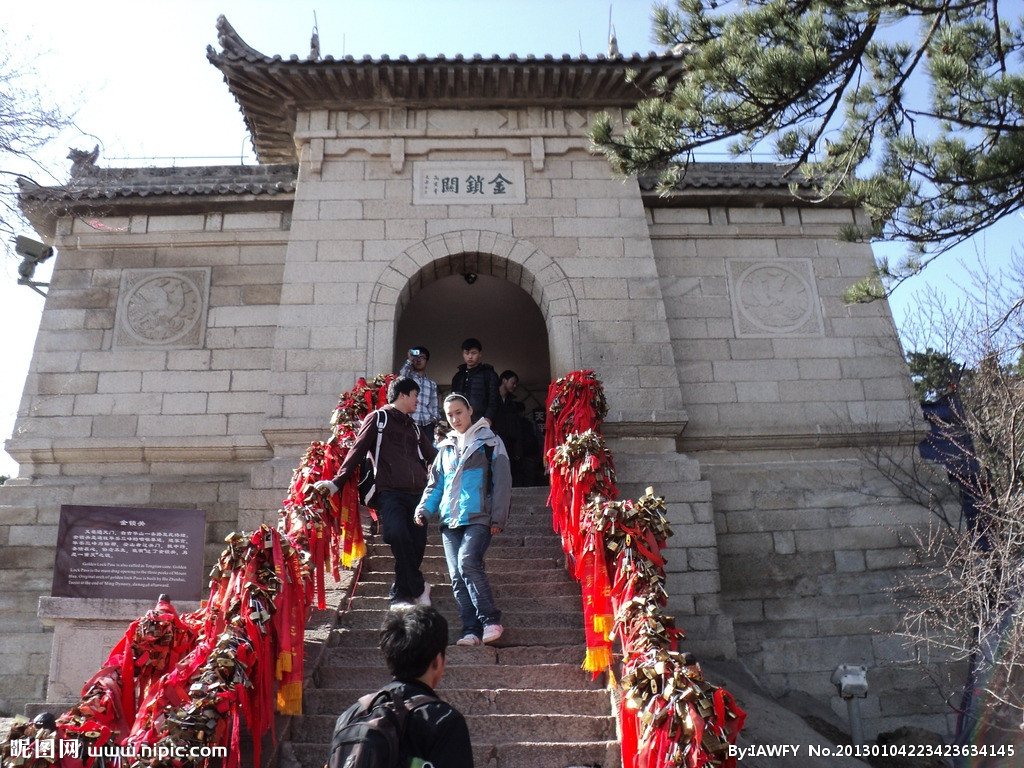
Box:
[367,230,580,379]
[394,274,550,407]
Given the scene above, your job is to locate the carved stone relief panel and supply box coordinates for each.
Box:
[114,268,210,348]
[727,258,824,337]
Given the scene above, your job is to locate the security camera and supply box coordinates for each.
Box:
[15,236,54,264]
[14,235,54,295]
[831,664,869,699]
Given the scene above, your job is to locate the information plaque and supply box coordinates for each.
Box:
[52,505,207,601]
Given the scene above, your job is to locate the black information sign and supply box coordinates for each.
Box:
[52,505,207,601]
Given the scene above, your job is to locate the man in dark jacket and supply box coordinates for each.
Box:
[330,606,473,768]
[315,377,437,606]
[450,337,500,425]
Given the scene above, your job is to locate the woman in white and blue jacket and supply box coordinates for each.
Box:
[415,393,512,646]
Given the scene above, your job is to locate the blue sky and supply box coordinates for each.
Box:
[2,0,1021,475]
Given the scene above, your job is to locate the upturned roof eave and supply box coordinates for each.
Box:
[207,15,687,164]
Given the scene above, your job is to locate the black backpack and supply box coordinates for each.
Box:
[326,686,436,768]
[357,410,387,508]
[357,410,424,510]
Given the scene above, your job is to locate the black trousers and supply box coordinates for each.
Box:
[377,490,427,602]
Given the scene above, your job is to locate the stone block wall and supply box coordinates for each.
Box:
[704,447,954,735]
[266,108,686,439]
[610,436,736,661]
[646,201,949,736]
[1,207,292,713]
[648,204,920,444]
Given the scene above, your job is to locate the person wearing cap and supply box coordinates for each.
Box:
[414,393,511,646]
[399,345,440,435]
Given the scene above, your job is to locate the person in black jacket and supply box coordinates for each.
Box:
[331,606,473,768]
[450,337,500,425]
[314,377,437,607]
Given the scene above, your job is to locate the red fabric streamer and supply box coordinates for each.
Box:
[7,374,401,768]
[544,370,744,768]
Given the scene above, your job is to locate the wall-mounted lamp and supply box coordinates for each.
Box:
[831,663,868,746]
[463,273,478,285]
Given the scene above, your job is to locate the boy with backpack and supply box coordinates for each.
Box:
[315,377,437,608]
[326,605,472,768]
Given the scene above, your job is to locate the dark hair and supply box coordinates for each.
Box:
[387,376,420,403]
[410,346,430,360]
[499,370,518,383]
[461,338,482,352]
[379,605,448,679]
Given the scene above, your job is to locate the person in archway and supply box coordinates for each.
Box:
[450,337,500,425]
[314,376,437,608]
[492,370,523,483]
[399,345,440,436]
[415,393,511,646]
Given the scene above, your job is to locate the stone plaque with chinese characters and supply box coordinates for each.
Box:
[51,505,207,600]
[413,161,526,205]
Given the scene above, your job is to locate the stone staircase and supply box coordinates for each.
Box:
[281,486,621,768]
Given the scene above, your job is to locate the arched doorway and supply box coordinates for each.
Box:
[394,271,551,414]
[367,229,580,404]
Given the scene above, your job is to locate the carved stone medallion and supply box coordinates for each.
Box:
[115,268,210,347]
[728,259,823,337]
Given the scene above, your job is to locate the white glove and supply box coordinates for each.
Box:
[313,480,338,497]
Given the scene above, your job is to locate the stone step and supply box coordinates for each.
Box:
[365,541,566,559]
[362,554,562,574]
[290,737,620,768]
[293,711,616,745]
[353,572,578,596]
[478,740,622,768]
[320,643,586,669]
[339,606,582,631]
[316,662,601,692]
[335,589,583,615]
[508,487,551,502]
[303,685,612,718]
[283,489,620,768]
[331,624,585,649]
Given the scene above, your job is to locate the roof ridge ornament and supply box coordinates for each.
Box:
[209,15,262,60]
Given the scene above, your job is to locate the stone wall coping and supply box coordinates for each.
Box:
[679,424,928,453]
[4,437,272,465]
[38,597,203,624]
[602,409,689,438]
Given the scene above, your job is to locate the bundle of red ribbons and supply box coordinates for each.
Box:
[545,370,745,768]
[2,374,393,768]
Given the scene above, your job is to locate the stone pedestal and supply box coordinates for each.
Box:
[37,597,201,704]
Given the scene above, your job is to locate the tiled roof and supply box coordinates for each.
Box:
[18,163,298,203]
[206,15,688,164]
[17,163,297,237]
[640,162,816,192]
[18,161,816,210]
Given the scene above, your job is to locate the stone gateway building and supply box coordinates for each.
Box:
[3,16,942,741]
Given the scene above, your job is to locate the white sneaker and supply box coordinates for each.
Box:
[456,633,482,646]
[482,623,504,644]
[416,582,431,606]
